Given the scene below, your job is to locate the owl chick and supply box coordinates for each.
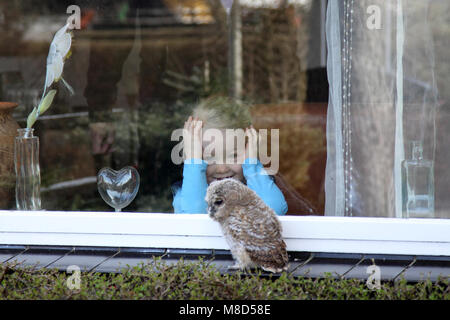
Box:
[206,178,289,273]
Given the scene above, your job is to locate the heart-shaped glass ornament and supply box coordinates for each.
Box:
[97,166,140,212]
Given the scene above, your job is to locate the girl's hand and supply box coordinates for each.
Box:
[183,116,203,161]
[245,125,258,160]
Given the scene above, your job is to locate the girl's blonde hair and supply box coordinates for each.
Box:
[192,96,252,130]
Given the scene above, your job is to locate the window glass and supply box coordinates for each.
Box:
[0,0,327,214]
[1,0,447,219]
[326,0,450,219]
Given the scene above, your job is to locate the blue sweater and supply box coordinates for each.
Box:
[172,158,287,215]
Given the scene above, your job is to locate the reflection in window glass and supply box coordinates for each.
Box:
[0,0,328,214]
[4,1,447,219]
[326,0,450,219]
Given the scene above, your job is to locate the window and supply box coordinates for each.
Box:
[1,0,330,214]
[326,0,450,219]
[0,0,449,257]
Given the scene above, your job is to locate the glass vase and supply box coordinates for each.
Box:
[401,141,434,218]
[14,128,41,210]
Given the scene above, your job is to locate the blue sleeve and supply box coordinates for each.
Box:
[242,158,288,216]
[173,159,208,214]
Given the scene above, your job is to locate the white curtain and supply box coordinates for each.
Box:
[325,0,442,217]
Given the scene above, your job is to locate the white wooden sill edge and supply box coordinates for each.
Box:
[0,210,449,257]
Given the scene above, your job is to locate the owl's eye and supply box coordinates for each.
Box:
[214,199,224,206]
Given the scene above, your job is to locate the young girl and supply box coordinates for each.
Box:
[172,97,288,215]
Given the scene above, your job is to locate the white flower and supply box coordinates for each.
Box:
[43,23,73,95]
[27,23,74,128]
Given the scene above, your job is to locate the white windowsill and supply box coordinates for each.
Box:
[0,210,449,257]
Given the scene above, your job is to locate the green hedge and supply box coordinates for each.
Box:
[0,258,448,300]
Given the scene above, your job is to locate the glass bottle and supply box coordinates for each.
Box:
[14,128,41,210]
[401,141,434,218]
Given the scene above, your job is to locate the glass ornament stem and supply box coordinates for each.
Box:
[14,128,41,210]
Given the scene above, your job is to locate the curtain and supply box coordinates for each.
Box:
[325,0,441,217]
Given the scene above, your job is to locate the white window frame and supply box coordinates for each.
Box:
[0,210,449,257]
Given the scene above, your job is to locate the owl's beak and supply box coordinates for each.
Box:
[208,206,216,219]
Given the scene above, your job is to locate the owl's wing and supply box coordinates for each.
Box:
[227,209,288,272]
[246,238,289,273]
